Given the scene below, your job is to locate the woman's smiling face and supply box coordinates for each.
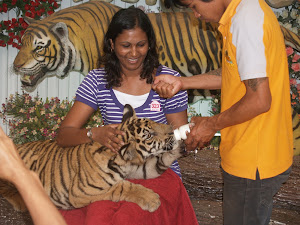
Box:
[111,27,149,75]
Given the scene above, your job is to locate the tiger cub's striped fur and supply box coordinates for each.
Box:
[0,105,184,212]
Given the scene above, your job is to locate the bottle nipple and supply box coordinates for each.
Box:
[174,123,193,140]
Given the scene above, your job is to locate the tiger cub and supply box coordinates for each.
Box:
[0,104,185,213]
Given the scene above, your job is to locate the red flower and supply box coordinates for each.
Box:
[7,39,13,45]
[3,20,10,26]
[24,4,30,10]
[2,3,8,13]
[292,53,300,63]
[286,47,294,57]
[25,11,31,17]
[21,22,28,29]
[47,10,54,15]
[291,63,300,72]
[290,79,297,85]
[12,42,19,48]
[53,2,59,8]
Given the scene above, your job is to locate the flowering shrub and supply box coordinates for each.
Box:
[287,46,300,113]
[0,0,60,48]
[209,94,221,117]
[275,2,299,35]
[275,2,300,114]
[0,92,103,144]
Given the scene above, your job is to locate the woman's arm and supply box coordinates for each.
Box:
[56,101,124,151]
[0,127,67,225]
[166,110,188,129]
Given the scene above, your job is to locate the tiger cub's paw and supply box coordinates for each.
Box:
[135,188,161,212]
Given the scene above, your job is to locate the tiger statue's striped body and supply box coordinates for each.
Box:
[0,105,184,212]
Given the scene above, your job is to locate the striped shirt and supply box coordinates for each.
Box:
[76,65,188,177]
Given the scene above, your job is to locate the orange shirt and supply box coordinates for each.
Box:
[218,0,293,180]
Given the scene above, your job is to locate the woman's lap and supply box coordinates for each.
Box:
[60,169,198,225]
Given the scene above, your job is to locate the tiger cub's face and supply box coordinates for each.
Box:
[118,104,184,163]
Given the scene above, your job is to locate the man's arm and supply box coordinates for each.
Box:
[185,77,271,150]
[152,68,222,98]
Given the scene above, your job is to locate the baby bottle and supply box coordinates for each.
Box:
[173,123,194,140]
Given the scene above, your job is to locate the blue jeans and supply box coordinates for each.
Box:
[222,167,291,225]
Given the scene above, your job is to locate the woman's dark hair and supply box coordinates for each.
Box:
[102,7,159,88]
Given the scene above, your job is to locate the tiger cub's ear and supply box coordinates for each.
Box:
[119,142,139,162]
[122,104,136,123]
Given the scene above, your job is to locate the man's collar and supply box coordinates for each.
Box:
[219,0,242,25]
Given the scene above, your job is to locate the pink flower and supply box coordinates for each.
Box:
[290,79,297,85]
[292,53,300,62]
[286,47,294,57]
[291,63,300,72]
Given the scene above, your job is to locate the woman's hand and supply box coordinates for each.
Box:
[92,124,125,152]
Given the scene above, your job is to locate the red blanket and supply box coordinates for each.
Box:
[59,169,198,225]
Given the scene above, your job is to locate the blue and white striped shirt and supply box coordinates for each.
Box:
[76,65,188,177]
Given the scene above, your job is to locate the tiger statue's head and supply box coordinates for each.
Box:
[13,1,119,87]
[13,19,76,86]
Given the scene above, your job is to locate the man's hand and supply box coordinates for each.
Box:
[185,116,218,151]
[152,75,183,98]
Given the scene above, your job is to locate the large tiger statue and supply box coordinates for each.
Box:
[13,1,222,98]
[12,1,300,154]
[0,104,185,212]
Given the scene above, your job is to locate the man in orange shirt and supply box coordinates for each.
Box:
[152,0,293,224]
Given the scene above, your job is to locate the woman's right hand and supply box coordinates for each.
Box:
[92,124,125,152]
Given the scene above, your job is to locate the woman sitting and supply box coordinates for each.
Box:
[56,7,198,225]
